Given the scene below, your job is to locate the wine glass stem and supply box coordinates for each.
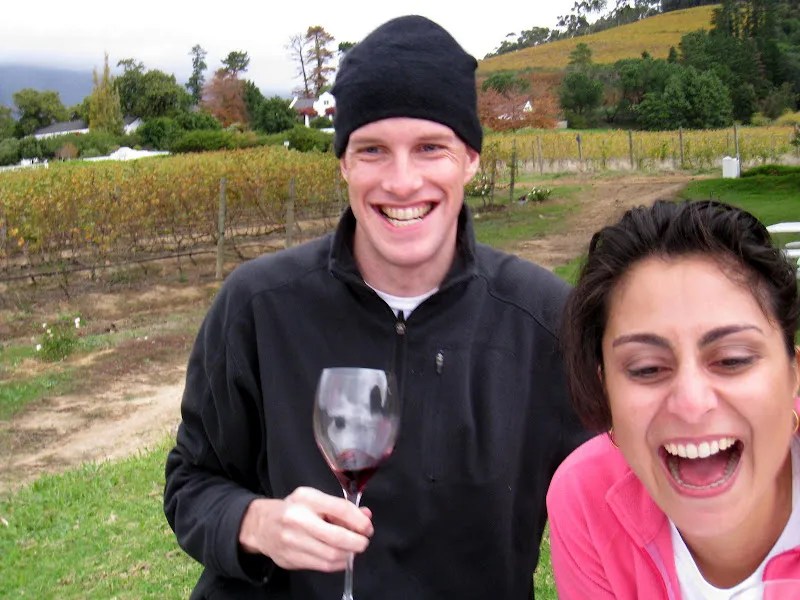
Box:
[342,488,362,600]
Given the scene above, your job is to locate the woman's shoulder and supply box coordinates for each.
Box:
[547,434,633,510]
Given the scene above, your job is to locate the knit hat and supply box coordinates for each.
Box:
[331,15,482,157]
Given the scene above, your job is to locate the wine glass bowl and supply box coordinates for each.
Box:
[312,367,401,600]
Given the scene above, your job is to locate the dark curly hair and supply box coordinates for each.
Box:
[562,199,800,432]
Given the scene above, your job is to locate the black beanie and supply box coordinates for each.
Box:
[331,15,482,157]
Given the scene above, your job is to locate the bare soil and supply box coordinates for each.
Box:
[0,172,701,495]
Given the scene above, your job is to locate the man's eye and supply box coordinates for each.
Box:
[420,143,442,152]
[334,417,345,429]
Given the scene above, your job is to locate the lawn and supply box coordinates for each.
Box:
[4,171,798,599]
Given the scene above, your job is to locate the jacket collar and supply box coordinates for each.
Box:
[605,446,680,597]
[328,205,478,292]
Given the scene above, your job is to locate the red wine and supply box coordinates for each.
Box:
[331,448,389,496]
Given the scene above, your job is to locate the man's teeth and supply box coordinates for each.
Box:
[382,205,431,225]
[663,437,738,459]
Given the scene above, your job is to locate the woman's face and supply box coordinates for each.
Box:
[601,255,799,541]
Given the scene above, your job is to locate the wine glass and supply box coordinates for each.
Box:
[312,367,401,600]
[729,579,800,599]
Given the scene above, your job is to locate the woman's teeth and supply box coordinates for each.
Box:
[663,437,738,459]
[381,205,432,226]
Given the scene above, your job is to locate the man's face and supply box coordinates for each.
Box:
[340,117,479,294]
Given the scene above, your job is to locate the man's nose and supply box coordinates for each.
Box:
[381,154,423,197]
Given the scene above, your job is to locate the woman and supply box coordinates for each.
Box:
[547,200,800,599]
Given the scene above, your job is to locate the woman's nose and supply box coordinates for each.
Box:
[666,365,718,422]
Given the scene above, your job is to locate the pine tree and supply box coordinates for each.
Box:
[89,53,124,135]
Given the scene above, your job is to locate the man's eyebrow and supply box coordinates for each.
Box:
[611,333,670,348]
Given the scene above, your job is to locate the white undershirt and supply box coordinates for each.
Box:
[367,284,438,319]
[671,437,800,600]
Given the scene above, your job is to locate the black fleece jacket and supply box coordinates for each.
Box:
[164,206,587,599]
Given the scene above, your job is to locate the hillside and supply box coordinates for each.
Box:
[477,5,717,74]
[0,64,94,107]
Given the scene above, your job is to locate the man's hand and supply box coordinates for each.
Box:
[238,487,374,572]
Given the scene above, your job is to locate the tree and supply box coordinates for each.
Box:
[559,43,604,125]
[637,66,733,129]
[88,53,124,135]
[0,105,14,141]
[568,43,594,69]
[117,65,192,119]
[252,96,298,133]
[560,71,604,118]
[115,59,146,115]
[287,33,312,97]
[487,27,554,57]
[222,51,250,76]
[242,80,265,122]
[338,41,356,55]
[679,30,766,122]
[186,44,208,104]
[305,26,336,97]
[482,72,531,95]
[201,70,247,127]
[12,89,68,137]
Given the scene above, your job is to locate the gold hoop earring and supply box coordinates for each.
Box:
[608,427,619,448]
[793,409,799,434]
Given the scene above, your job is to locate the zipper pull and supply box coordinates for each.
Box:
[435,351,444,375]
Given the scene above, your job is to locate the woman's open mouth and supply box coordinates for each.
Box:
[661,437,742,492]
[379,204,433,227]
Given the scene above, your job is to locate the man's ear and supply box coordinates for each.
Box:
[339,158,349,183]
[462,148,480,184]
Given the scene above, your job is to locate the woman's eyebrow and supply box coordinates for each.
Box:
[611,333,669,348]
[699,324,762,347]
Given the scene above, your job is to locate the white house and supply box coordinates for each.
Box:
[289,91,336,127]
[33,119,89,139]
[33,115,142,139]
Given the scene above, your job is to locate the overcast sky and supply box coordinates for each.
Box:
[0,0,576,96]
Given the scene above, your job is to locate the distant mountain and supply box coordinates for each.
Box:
[0,64,94,109]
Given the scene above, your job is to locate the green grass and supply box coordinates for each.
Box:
[553,255,585,285]
[468,195,580,249]
[678,174,800,225]
[0,441,201,599]
[0,371,74,420]
[0,441,557,599]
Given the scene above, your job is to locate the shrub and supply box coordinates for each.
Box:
[55,142,79,160]
[464,172,493,197]
[741,164,800,177]
[776,111,800,127]
[310,116,333,129]
[286,125,333,152]
[170,129,236,153]
[176,111,222,131]
[36,316,82,362]
[17,136,43,160]
[0,137,20,166]
[74,131,120,156]
[525,186,553,202]
[138,117,181,150]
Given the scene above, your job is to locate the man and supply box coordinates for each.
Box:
[164,14,587,599]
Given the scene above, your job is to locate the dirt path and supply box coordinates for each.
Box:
[0,173,700,494]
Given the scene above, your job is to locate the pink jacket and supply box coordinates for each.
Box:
[546,434,800,599]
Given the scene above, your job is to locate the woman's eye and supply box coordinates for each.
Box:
[627,365,665,379]
[716,356,756,369]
